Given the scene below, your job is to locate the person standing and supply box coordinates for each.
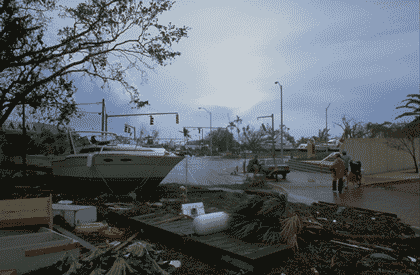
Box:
[330,153,346,193]
[247,155,261,173]
[341,150,352,189]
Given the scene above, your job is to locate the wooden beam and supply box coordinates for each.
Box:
[113,233,138,251]
[53,225,97,251]
[0,217,51,229]
[0,270,17,275]
[25,242,81,257]
[0,196,51,228]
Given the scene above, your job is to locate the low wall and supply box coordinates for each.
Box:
[339,138,420,175]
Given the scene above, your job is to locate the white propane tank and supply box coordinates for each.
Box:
[192,211,230,235]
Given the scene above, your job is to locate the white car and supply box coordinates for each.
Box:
[297,144,308,151]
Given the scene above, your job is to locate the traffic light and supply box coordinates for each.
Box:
[150,116,154,125]
[198,128,201,134]
[176,114,179,124]
[124,124,128,133]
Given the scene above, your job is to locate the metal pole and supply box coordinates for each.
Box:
[226,114,230,153]
[22,97,27,178]
[210,112,212,156]
[101,98,105,133]
[272,114,276,167]
[326,103,331,153]
[281,85,284,164]
[105,114,108,132]
[186,152,188,184]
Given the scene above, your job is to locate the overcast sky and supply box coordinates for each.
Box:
[24,0,420,143]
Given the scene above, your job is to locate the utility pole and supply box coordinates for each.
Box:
[22,96,27,179]
[101,98,105,133]
[275,82,284,164]
[257,114,276,168]
[326,103,331,153]
[227,113,231,153]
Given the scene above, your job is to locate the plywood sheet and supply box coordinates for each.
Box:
[0,196,52,229]
[131,213,291,261]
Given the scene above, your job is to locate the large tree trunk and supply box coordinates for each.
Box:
[412,154,418,173]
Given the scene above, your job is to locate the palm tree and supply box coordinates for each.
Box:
[396,94,420,120]
[179,127,191,146]
[233,116,243,153]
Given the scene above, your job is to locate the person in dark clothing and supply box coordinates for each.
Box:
[341,150,352,188]
[247,155,261,173]
[349,160,362,187]
[330,153,345,193]
[90,136,97,144]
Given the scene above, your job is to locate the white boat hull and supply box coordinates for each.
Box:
[51,153,184,195]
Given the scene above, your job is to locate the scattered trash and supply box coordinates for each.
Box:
[169,260,181,268]
[102,227,124,239]
[74,222,107,234]
[58,200,73,204]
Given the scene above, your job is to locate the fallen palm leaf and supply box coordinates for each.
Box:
[89,268,107,275]
[126,243,146,258]
[145,250,170,275]
[236,221,262,238]
[331,254,336,267]
[106,257,135,275]
[63,260,82,275]
[280,214,303,249]
[256,197,283,216]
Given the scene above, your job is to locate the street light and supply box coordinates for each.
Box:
[326,103,331,154]
[275,81,284,164]
[199,107,212,156]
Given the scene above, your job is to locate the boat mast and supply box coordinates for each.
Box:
[67,128,77,155]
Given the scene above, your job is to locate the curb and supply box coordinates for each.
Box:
[358,177,420,188]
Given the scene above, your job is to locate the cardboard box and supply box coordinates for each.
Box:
[0,196,80,275]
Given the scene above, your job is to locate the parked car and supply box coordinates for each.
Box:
[259,158,290,180]
[297,144,308,151]
[244,158,290,180]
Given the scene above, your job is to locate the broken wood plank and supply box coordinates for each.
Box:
[113,233,138,251]
[154,215,185,225]
[25,242,81,257]
[53,225,97,251]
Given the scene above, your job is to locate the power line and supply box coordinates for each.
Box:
[76,102,102,105]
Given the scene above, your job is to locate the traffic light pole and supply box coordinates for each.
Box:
[106,112,180,131]
[124,124,136,140]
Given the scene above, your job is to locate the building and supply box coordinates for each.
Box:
[261,135,294,150]
[184,144,208,150]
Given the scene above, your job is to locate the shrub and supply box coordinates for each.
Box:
[244,174,267,188]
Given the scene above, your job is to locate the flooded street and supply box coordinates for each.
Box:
[161,156,245,186]
[272,172,420,228]
[162,158,420,227]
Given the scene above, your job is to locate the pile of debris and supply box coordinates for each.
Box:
[31,233,182,275]
[224,195,419,274]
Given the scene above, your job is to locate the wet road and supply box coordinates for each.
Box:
[162,157,420,227]
[271,172,420,228]
[162,156,245,186]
